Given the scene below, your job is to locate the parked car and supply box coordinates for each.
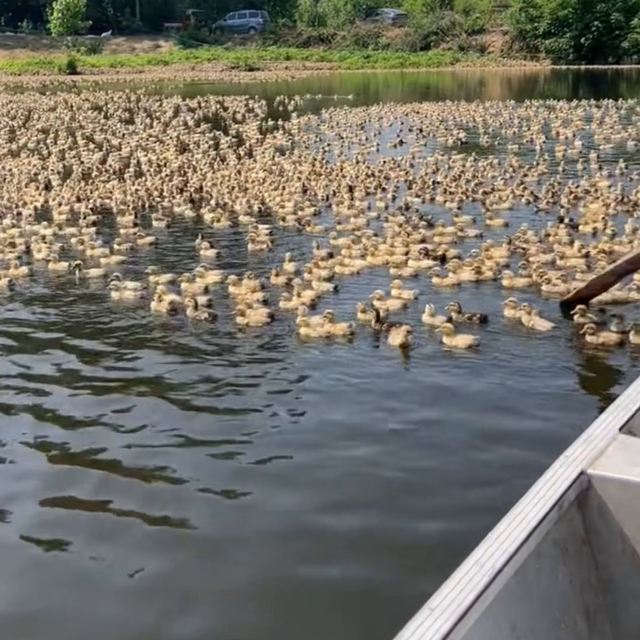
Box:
[212,10,270,35]
[364,8,409,26]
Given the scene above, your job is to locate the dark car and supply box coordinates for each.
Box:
[213,10,270,35]
[364,8,409,26]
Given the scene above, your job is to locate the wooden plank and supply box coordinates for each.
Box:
[560,248,640,310]
[393,374,640,640]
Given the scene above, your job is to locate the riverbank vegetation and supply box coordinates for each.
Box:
[1,0,640,73]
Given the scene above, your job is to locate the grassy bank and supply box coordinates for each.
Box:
[0,45,503,76]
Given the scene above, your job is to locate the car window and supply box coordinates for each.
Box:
[225,13,236,20]
[248,10,259,18]
[237,11,248,19]
[260,11,270,20]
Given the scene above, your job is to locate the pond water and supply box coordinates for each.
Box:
[1,68,639,640]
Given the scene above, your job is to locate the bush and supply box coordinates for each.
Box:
[296,0,326,27]
[174,28,211,49]
[333,24,388,49]
[453,0,493,34]
[57,55,79,74]
[48,0,91,36]
[64,36,104,55]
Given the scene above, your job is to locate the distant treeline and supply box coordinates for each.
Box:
[2,0,640,64]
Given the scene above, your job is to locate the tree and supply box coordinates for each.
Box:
[48,0,91,35]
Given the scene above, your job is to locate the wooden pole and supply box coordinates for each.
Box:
[560,247,640,310]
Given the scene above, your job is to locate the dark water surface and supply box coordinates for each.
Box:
[1,69,639,640]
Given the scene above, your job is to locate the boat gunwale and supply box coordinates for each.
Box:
[393,374,640,640]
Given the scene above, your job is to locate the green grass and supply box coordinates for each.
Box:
[0,46,488,76]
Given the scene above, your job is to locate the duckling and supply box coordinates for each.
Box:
[72,260,107,280]
[501,297,521,319]
[270,268,291,287]
[445,301,488,324]
[47,256,70,272]
[184,296,216,322]
[369,290,409,313]
[421,303,447,328]
[387,325,413,349]
[198,241,220,260]
[390,280,419,301]
[296,305,325,328]
[282,252,299,275]
[7,260,31,278]
[0,275,16,291]
[99,253,127,266]
[501,270,533,289]
[580,323,626,347]
[431,268,459,288]
[570,304,600,325]
[193,265,226,285]
[311,279,338,293]
[110,273,145,292]
[322,310,356,337]
[437,322,479,349]
[629,325,640,346]
[235,305,274,327]
[145,266,177,286]
[519,303,555,331]
[150,290,179,315]
[297,316,328,339]
[356,302,377,324]
[109,281,146,301]
[179,273,208,296]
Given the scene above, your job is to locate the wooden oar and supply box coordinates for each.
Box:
[560,247,640,310]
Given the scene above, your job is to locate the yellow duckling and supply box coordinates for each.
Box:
[179,273,209,296]
[296,305,325,328]
[570,305,599,325]
[629,325,640,346]
[154,285,182,307]
[390,280,419,301]
[279,292,306,311]
[369,290,409,313]
[311,279,338,293]
[145,266,177,286]
[135,233,157,247]
[198,241,220,260]
[437,322,479,349]
[184,296,216,322]
[501,270,533,289]
[282,252,299,275]
[297,316,328,339]
[150,291,179,315]
[47,256,70,272]
[235,305,274,327]
[72,260,107,280]
[321,310,356,337]
[519,303,555,331]
[194,265,226,285]
[356,302,377,324]
[293,279,320,306]
[387,325,413,349]
[99,253,127,267]
[501,297,521,319]
[108,281,146,301]
[8,260,31,278]
[110,273,146,293]
[270,268,291,287]
[421,303,447,328]
[0,275,16,291]
[431,268,459,288]
[580,323,626,347]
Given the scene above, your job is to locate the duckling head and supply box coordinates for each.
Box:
[437,322,456,336]
[580,323,598,336]
[446,301,462,313]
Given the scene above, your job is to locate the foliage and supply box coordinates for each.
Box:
[507,0,640,63]
[48,0,91,35]
[56,54,79,73]
[453,0,494,34]
[64,35,104,53]
[174,27,211,48]
[296,0,325,27]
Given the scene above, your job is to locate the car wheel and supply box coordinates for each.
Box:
[213,27,223,35]
[247,26,257,35]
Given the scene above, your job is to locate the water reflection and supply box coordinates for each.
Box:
[39,495,196,530]
[574,350,626,413]
[20,535,72,553]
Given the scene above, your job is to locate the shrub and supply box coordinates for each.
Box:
[64,36,104,55]
[174,28,211,49]
[48,0,91,36]
[57,55,79,74]
[333,24,388,50]
[296,0,326,27]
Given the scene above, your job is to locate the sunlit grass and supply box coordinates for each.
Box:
[0,46,490,75]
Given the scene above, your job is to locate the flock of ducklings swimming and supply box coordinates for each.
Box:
[3,90,640,353]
